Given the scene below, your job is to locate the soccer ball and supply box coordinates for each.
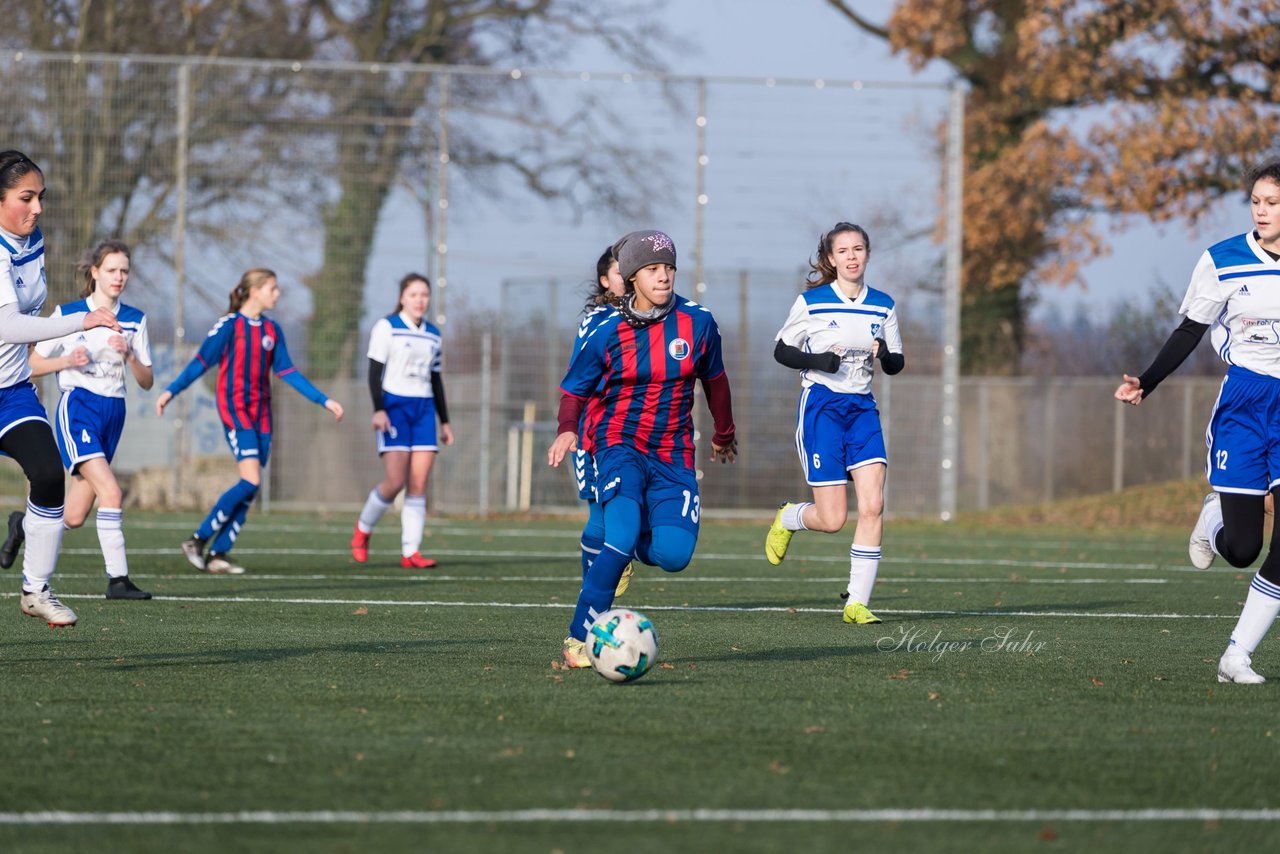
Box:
[586,608,659,683]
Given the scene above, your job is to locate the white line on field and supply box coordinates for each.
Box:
[0,807,1276,824]
[45,571,1169,585]
[0,592,1233,619]
[56,547,1178,571]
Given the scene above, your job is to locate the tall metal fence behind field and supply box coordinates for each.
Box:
[0,51,1203,518]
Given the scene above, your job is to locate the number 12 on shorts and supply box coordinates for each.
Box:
[1216,449,1228,470]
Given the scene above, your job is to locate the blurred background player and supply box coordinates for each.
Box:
[765,222,905,625]
[1115,161,1280,685]
[569,246,633,596]
[155,268,344,574]
[0,150,123,627]
[548,229,737,668]
[350,273,452,568]
[23,240,154,600]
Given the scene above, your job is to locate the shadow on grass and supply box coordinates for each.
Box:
[4,637,454,670]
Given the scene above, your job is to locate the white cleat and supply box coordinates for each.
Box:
[1188,492,1219,570]
[20,585,78,628]
[1217,649,1265,684]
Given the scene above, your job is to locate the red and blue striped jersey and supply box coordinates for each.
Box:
[559,294,727,469]
[166,313,328,432]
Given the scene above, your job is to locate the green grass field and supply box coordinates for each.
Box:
[2,508,1278,853]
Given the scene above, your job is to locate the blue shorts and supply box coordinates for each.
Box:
[0,382,50,454]
[54,388,126,472]
[594,444,700,537]
[377,393,438,454]
[225,426,272,466]
[573,449,597,502]
[1205,366,1280,495]
[794,383,886,486]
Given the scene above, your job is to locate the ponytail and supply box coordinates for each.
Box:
[228,268,276,313]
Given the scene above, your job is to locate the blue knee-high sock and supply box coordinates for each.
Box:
[569,497,640,641]
[196,479,259,542]
[580,501,606,580]
[210,497,253,554]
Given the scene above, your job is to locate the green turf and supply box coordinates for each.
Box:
[1,512,1276,852]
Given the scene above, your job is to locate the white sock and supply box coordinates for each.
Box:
[847,544,881,605]
[401,494,426,557]
[357,488,393,535]
[96,507,128,579]
[1227,573,1280,656]
[781,502,811,531]
[21,501,65,592]
[1207,500,1224,557]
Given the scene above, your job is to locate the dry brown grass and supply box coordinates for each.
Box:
[950,478,1214,532]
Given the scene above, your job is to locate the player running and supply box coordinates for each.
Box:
[548,230,737,668]
[156,268,344,574]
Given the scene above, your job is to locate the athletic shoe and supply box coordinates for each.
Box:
[562,636,590,668]
[205,554,246,575]
[350,525,370,563]
[842,601,883,625]
[106,576,152,600]
[401,552,437,569]
[765,503,796,566]
[21,585,77,627]
[180,536,208,571]
[0,510,25,569]
[1188,492,1219,570]
[614,562,634,598]
[1218,649,1265,684]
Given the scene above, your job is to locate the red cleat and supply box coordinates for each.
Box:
[351,525,370,563]
[401,552,436,569]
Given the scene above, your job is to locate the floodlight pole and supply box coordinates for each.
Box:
[940,80,965,521]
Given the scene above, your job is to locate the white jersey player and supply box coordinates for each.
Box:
[26,240,154,601]
[351,273,453,569]
[1115,160,1280,685]
[0,151,123,626]
[764,222,905,626]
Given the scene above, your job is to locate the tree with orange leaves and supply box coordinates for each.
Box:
[828,0,1280,373]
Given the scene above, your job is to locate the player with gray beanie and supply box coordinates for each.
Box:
[610,230,678,328]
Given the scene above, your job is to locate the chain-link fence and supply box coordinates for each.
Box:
[0,51,1207,518]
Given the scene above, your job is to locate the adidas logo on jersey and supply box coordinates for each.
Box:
[827,319,839,328]
[1239,284,1251,295]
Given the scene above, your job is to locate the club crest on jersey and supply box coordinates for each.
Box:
[870,322,882,337]
[668,338,691,361]
[262,335,276,351]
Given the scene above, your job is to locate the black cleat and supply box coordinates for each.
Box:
[0,511,25,569]
[106,576,152,600]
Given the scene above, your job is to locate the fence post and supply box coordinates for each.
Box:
[171,62,191,508]
[1112,399,1125,492]
[519,401,536,511]
[939,79,965,521]
[479,330,492,517]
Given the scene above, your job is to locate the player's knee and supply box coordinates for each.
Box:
[63,509,87,529]
[97,483,124,509]
[647,528,697,572]
[27,460,65,508]
[809,507,846,533]
[1220,532,1262,568]
[856,495,884,522]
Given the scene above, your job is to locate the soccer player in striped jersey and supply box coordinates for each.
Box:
[0,151,123,627]
[1115,161,1280,684]
[156,269,344,574]
[350,273,452,568]
[764,223,905,626]
[26,240,154,600]
[570,246,632,596]
[548,230,737,668]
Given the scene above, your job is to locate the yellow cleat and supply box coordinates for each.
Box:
[614,562,634,599]
[562,636,591,668]
[765,503,796,566]
[842,601,883,625]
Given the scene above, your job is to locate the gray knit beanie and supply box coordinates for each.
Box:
[612,230,677,283]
